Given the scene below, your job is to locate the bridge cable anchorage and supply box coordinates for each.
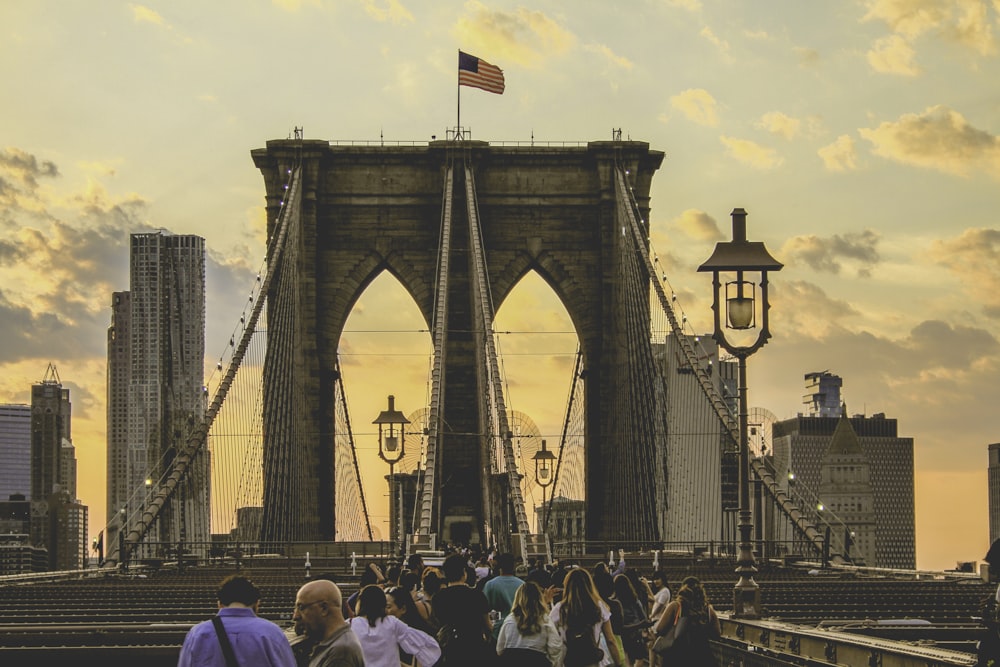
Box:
[613,163,830,559]
[464,164,532,552]
[122,162,304,560]
[414,162,455,545]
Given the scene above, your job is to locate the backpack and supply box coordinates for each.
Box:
[564,623,604,667]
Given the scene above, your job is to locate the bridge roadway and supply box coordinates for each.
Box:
[0,550,987,666]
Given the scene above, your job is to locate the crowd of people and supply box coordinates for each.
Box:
[178,549,721,667]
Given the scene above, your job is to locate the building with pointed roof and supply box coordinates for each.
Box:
[819,406,876,566]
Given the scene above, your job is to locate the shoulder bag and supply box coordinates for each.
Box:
[651,604,688,658]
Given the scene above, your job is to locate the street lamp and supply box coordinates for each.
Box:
[373,395,409,558]
[698,207,783,619]
[532,439,557,533]
[143,477,152,560]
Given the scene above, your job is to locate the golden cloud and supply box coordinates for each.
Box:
[863,0,997,54]
[361,0,414,23]
[818,134,859,171]
[584,44,634,70]
[758,111,802,140]
[867,34,921,75]
[453,1,575,68]
[129,4,166,26]
[862,0,952,39]
[926,227,1000,317]
[858,105,1000,178]
[672,209,723,242]
[700,26,730,56]
[670,88,719,127]
[719,135,783,169]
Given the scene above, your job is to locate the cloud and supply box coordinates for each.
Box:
[858,105,1000,179]
[700,26,730,56]
[780,229,881,276]
[758,111,802,140]
[818,134,859,171]
[862,0,997,55]
[0,147,59,191]
[665,0,701,10]
[771,280,862,338]
[670,89,719,127]
[719,136,783,169]
[129,4,167,26]
[868,34,922,75]
[584,43,634,70]
[794,47,821,67]
[271,0,322,11]
[361,0,414,23]
[926,227,1000,317]
[671,209,724,242]
[453,1,575,67]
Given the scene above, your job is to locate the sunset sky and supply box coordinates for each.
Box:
[3,1,999,571]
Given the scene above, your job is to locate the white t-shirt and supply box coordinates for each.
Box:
[651,587,672,620]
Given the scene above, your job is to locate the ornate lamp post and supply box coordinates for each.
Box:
[532,439,557,533]
[143,477,152,559]
[373,395,409,558]
[698,208,783,619]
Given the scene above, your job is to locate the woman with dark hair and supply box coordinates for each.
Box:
[649,576,720,667]
[495,581,561,666]
[398,571,434,626]
[387,586,436,666]
[648,571,671,622]
[349,584,441,667]
[613,574,650,667]
[549,568,622,667]
[347,561,387,613]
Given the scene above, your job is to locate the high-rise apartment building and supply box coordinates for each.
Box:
[988,443,1000,544]
[772,374,916,569]
[803,371,843,418]
[107,232,208,559]
[0,404,31,501]
[653,333,738,544]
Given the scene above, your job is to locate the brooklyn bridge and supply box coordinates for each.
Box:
[0,134,991,666]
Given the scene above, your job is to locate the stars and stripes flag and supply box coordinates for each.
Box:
[458,51,505,94]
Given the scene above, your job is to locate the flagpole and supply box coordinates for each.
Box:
[456,50,461,138]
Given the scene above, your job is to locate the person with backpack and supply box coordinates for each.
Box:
[550,568,623,667]
[432,552,495,665]
[649,576,720,667]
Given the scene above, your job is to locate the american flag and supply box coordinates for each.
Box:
[458,51,505,94]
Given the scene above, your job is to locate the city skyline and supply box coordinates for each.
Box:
[2,2,999,570]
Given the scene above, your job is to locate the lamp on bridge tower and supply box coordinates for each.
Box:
[532,439,557,534]
[698,207,783,619]
[373,395,410,560]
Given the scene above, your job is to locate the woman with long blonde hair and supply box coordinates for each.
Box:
[496,581,561,665]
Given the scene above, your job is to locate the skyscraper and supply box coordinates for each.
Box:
[0,404,31,501]
[107,231,208,560]
[654,333,738,544]
[988,443,1000,544]
[30,364,88,570]
[772,374,916,569]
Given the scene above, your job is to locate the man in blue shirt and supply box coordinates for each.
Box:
[482,552,524,642]
[178,574,297,667]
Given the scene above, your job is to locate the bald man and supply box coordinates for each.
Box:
[292,579,365,667]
